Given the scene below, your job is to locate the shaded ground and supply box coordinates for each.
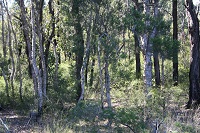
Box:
[0,109,43,133]
[1,99,200,133]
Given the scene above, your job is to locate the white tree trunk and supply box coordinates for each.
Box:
[161,56,165,86]
[31,1,43,114]
[37,24,47,97]
[142,0,152,93]
[8,20,15,98]
[78,12,92,102]
[105,56,111,108]
[143,0,158,93]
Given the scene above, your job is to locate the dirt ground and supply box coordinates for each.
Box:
[0,109,43,133]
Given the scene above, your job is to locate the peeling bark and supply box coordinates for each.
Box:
[31,1,43,114]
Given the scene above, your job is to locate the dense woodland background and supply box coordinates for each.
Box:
[0,0,200,132]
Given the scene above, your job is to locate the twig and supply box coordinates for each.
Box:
[25,116,32,126]
[121,123,135,133]
[0,118,10,133]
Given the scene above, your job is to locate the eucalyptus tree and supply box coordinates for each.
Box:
[16,0,47,115]
[185,0,200,108]
[172,0,178,86]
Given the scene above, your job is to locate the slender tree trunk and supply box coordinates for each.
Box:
[143,0,152,91]
[18,53,23,101]
[8,21,15,98]
[134,33,141,79]
[79,12,92,102]
[161,56,165,86]
[98,41,104,109]
[89,3,99,87]
[44,0,56,92]
[38,31,47,97]
[185,0,200,108]
[153,52,161,86]
[89,58,95,87]
[104,55,111,108]
[17,0,38,94]
[35,0,46,97]
[153,0,161,86]
[31,1,43,114]
[152,1,160,86]
[53,39,58,87]
[85,55,89,86]
[172,0,178,86]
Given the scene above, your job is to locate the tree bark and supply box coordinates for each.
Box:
[78,12,92,102]
[153,52,161,86]
[44,0,56,91]
[104,55,111,108]
[134,33,141,79]
[8,20,15,98]
[172,0,178,86]
[31,1,43,114]
[185,0,200,108]
[152,0,160,86]
[98,40,104,109]
[143,0,152,91]
[34,0,46,97]
[53,39,59,87]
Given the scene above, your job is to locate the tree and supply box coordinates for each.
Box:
[143,0,153,91]
[185,0,200,108]
[132,0,141,79]
[172,0,178,86]
[79,11,93,102]
[1,0,6,58]
[71,0,84,101]
[17,0,47,115]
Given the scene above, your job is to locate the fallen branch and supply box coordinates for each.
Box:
[0,118,10,133]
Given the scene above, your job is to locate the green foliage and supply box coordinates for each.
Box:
[115,108,146,132]
[152,36,180,59]
[47,62,77,104]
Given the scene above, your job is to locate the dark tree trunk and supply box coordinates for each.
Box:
[44,0,56,91]
[172,0,178,86]
[134,33,141,79]
[185,0,200,108]
[153,52,160,86]
[72,0,84,101]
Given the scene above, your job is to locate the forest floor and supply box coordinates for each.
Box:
[0,109,43,133]
[1,99,200,133]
